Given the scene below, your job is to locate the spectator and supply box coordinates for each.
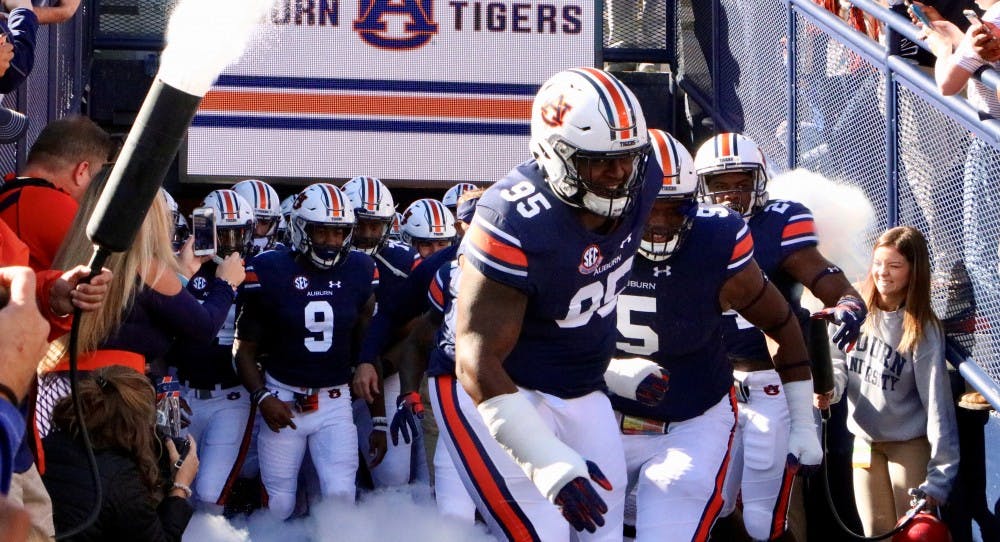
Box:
[830,226,960,536]
[0,115,113,271]
[42,366,198,541]
[0,266,50,493]
[37,172,241,434]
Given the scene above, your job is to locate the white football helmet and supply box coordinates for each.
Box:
[401,199,456,246]
[201,189,255,258]
[694,132,769,216]
[341,176,395,255]
[442,182,477,211]
[529,67,649,218]
[640,129,698,261]
[290,183,356,269]
[232,179,281,253]
[388,212,404,243]
[161,189,190,252]
[280,194,296,246]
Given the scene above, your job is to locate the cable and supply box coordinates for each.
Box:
[818,409,927,541]
[54,247,111,540]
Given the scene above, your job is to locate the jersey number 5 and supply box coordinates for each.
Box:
[616,294,659,355]
[304,300,334,353]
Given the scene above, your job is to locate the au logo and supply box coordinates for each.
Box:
[540,95,572,127]
[354,0,438,50]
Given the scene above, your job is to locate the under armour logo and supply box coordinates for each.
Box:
[329,281,341,288]
[540,95,572,127]
[653,265,671,277]
[620,233,633,249]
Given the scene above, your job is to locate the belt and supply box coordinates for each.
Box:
[265,375,342,397]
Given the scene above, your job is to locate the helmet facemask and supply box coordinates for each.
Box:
[638,197,697,261]
[699,168,768,217]
[351,213,393,255]
[216,223,253,260]
[293,218,354,269]
[537,136,650,219]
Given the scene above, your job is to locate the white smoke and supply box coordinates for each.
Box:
[158,0,276,96]
[182,486,494,541]
[768,168,876,310]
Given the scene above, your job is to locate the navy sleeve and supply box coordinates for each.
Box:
[358,247,453,363]
[0,399,24,494]
[0,9,37,94]
[150,279,235,346]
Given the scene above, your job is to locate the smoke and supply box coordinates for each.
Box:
[158,0,276,96]
[768,169,876,310]
[182,486,494,541]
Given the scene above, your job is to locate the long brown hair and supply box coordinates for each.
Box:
[49,366,163,497]
[860,226,940,354]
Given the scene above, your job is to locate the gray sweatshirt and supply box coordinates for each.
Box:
[831,310,960,503]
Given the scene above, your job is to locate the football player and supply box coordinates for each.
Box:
[608,130,821,541]
[169,188,254,512]
[400,198,457,259]
[234,183,377,520]
[695,133,866,541]
[232,179,282,256]
[161,188,190,254]
[449,67,658,541]
[388,212,405,244]
[340,175,422,488]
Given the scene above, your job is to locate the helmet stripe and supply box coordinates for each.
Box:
[427,200,444,234]
[253,181,267,210]
[649,130,677,185]
[222,190,236,218]
[365,177,377,211]
[325,185,342,218]
[571,68,635,141]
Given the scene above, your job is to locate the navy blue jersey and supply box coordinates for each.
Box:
[612,206,753,422]
[371,241,420,307]
[357,244,457,363]
[236,250,376,388]
[457,158,661,398]
[426,258,459,378]
[722,199,818,362]
[169,262,240,389]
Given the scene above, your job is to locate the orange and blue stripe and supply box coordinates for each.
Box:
[568,67,639,141]
[649,129,684,193]
[694,388,739,542]
[433,375,541,542]
[728,224,755,271]
[464,216,528,278]
[781,213,817,248]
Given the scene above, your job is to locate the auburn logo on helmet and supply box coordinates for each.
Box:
[354,0,438,50]
[540,95,572,127]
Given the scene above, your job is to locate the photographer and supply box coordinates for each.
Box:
[41,366,199,541]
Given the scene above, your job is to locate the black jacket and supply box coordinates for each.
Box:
[41,430,193,542]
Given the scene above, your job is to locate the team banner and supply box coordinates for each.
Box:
[184,1,596,187]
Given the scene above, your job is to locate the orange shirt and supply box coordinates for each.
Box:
[0,179,77,272]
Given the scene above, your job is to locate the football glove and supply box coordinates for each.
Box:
[389,391,424,446]
[554,461,612,533]
[811,295,867,352]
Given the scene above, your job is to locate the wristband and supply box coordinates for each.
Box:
[171,482,192,499]
[0,382,19,405]
[371,416,388,432]
[252,387,273,406]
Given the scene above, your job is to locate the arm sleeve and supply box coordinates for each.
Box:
[107,468,192,542]
[913,325,960,502]
[234,264,263,342]
[0,399,25,494]
[0,9,38,94]
[725,221,755,279]
[777,203,819,260]
[150,279,235,345]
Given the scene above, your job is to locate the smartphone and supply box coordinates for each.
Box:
[171,436,191,462]
[190,207,217,257]
[965,8,983,26]
[907,2,934,30]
